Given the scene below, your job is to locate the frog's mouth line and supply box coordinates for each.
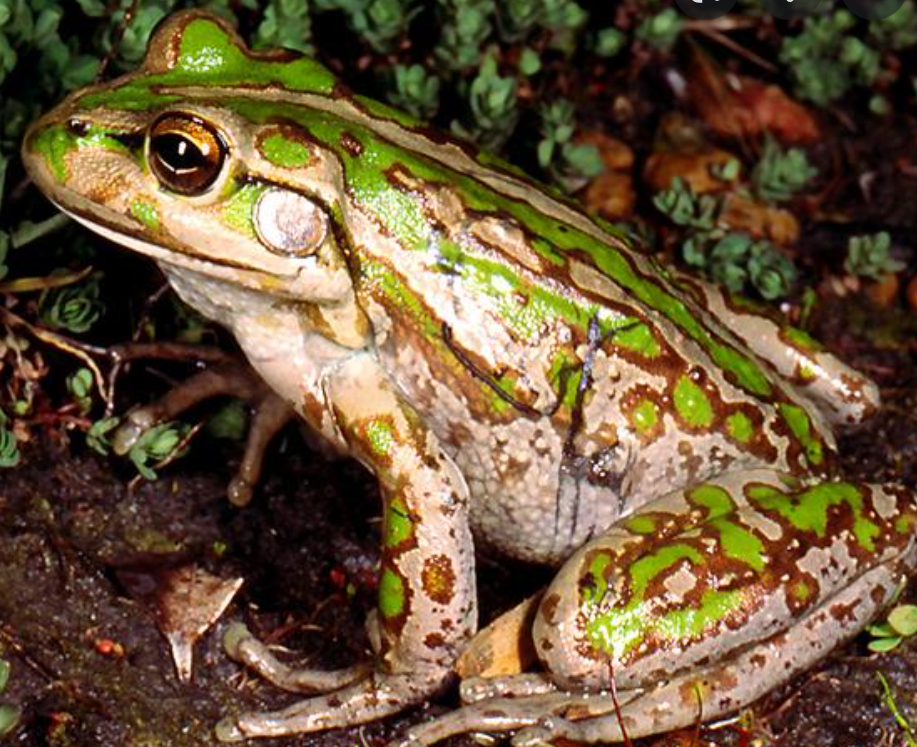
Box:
[55,201,297,295]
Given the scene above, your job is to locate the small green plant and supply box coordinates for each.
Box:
[595,27,626,58]
[752,138,818,203]
[536,99,603,187]
[253,0,314,54]
[388,63,441,120]
[39,273,105,334]
[655,179,797,300]
[128,421,191,480]
[868,604,917,653]
[778,6,917,107]
[0,658,20,739]
[434,0,495,71]
[636,9,683,51]
[66,367,95,414]
[539,0,587,52]
[453,54,518,149]
[870,0,917,50]
[653,177,718,232]
[496,0,541,42]
[86,416,119,456]
[845,231,905,280]
[877,671,917,747]
[317,0,418,53]
[0,409,19,468]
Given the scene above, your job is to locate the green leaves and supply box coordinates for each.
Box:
[637,9,683,51]
[779,5,916,107]
[845,231,905,280]
[537,99,602,187]
[653,178,718,232]
[453,54,518,149]
[127,422,191,480]
[0,409,19,468]
[39,273,104,334]
[868,604,917,653]
[389,63,441,120]
[655,178,797,301]
[752,137,818,203]
[254,0,314,54]
[0,658,19,739]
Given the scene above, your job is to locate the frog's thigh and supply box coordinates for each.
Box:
[394,474,916,746]
[685,274,878,425]
[217,353,477,740]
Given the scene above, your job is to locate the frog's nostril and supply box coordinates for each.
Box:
[67,118,90,136]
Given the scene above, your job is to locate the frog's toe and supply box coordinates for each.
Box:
[222,622,370,694]
[213,716,246,743]
[220,672,430,739]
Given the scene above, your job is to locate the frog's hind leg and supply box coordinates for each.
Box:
[394,470,917,746]
[680,273,879,425]
[392,555,903,746]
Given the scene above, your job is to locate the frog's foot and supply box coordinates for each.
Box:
[222,622,371,694]
[112,358,295,506]
[215,670,437,741]
[215,656,446,741]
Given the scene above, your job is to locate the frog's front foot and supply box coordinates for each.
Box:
[216,623,448,740]
[109,353,295,506]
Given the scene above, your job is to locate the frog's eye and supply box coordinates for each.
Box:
[254,187,328,257]
[147,114,226,196]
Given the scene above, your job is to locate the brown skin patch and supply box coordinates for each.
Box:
[340,131,364,157]
[870,583,889,607]
[424,632,447,649]
[421,554,456,605]
[829,598,862,624]
[540,593,562,625]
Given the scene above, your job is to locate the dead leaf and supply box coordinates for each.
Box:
[719,193,800,246]
[644,148,740,195]
[583,172,636,221]
[690,53,820,144]
[155,565,244,682]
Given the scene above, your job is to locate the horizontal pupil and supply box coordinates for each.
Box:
[154,133,208,171]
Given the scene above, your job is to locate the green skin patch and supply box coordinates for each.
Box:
[578,477,907,664]
[366,418,395,458]
[673,376,714,429]
[260,132,312,168]
[378,567,406,619]
[384,495,415,549]
[630,398,659,436]
[78,17,337,112]
[777,402,824,467]
[726,411,754,443]
[29,123,130,183]
[748,482,880,553]
[131,199,161,230]
[221,181,268,238]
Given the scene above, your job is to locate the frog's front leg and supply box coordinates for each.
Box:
[217,352,477,740]
[396,470,917,746]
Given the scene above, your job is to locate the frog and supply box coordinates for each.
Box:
[21,10,917,746]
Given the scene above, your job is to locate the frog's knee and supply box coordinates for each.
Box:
[531,555,607,689]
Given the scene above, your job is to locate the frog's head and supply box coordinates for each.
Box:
[22,10,362,306]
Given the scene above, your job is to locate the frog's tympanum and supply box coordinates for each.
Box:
[22,11,917,746]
